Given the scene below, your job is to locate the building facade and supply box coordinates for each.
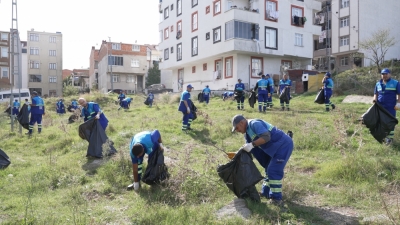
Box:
[0,31,11,90]
[158,0,322,92]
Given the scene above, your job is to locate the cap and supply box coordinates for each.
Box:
[231,114,246,132]
[265,74,270,77]
[187,84,194,89]
[32,91,38,95]
[261,75,266,78]
[381,68,390,74]
[206,85,209,87]
[238,78,242,81]
[325,72,331,77]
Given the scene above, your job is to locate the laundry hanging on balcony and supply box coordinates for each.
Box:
[266,10,279,20]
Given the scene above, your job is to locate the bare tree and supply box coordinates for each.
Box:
[359,28,396,73]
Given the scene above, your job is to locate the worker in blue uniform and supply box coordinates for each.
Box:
[24,99,31,113]
[253,74,269,112]
[56,99,66,115]
[222,91,234,101]
[12,99,20,117]
[373,68,400,145]
[278,74,292,111]
[266,74,274,108]
[322,72,335,112]
[118,91,126,107]
[147,91,154,107]
[78,97,109,130]
[28,91,45,135]
[231,114,293,205]
[128,130,165,191]
[235,78,245,110]
[202,85,211,105]
[178,84,194,132]
[71,99,78,110]
[119,97,132,110]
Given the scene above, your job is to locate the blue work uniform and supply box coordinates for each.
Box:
[244,119,293,200]
[29,96,45,134]
[147,93,154,107]
[81,102,109,130]
[235,83,245,109]
[56,100,66,114]
[118,93,126,106]
[279,79,292,110]
[178,90,193,131]
[222,91,234,100]
[267,77,274,107]
[323,77,334,110]
[129,130,161,182]
[12,101,20,115]
[121,97,132,109]
[71,100,78,110]
[374,78,400,139]
[255,78,269,112]
[202,87,211,104]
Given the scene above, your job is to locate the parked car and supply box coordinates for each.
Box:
[144,84,173,94]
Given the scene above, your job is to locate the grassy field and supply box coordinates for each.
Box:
[1,91,400,225]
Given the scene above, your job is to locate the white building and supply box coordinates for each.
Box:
[158,0,322,92]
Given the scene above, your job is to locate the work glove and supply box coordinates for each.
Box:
[242,142,254,152]
[159,143,165,151]
[133,182,140,191]
[268,93,271,97]
[95,114,100,119]
[187,107,191,114]
[395,103,400,110]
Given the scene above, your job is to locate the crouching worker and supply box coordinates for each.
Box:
[231,114,293,205]
[79,98,109,130]
[128,130,165,191]
[119,97,132,110]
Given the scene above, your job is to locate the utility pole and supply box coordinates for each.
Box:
[325,1,331,73]
[108,37,113,92]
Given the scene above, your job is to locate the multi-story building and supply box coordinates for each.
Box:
[27,30,63,97]
[90,40,159,93]
[158,0,322,92]
[0,31,11,90]
[313,0,400,73]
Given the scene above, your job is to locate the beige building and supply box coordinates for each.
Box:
[27,30,63,97]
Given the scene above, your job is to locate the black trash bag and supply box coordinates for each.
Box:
[0,149,11,169]
[217,149,264,202]
[234,90,244,101]
[67,105,74,112]
[78,119,117,158]
[279,88,289,101]
[4,106,11,116]
[314,89,325,104]
[142,149,170,185]
[361,102,398,143]
[144,98,150,105]
[248,91,257,108]
[191,101,198,121]
[17,104,30,130]
[198,92,204,103]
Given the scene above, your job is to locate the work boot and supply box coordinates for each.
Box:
[326,108,330,112]
[281,107,285,111]
[187,127,192,131]
[268,198,284,206]
[331,104,336,110]
[385,138,393,145]
[286,108,290,111]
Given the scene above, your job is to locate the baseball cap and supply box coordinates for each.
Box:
[265,74,270,77]
[381,68,390,74]
[231,114,246,132]
[325,72,331,77]
[238,78,242,81]
[187,84,194,89]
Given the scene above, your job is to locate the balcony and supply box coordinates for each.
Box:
[225,0,259,14]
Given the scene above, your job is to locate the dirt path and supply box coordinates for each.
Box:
[342,95,373,104]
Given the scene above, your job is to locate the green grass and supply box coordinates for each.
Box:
[1,91,400,224]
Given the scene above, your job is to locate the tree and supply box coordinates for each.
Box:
[359,28,396,73]
[146,63,161,87]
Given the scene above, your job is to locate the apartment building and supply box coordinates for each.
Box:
[0,31,10,90]
[158,0,322,92]
[313,0,400,73]
[27,30,63,97]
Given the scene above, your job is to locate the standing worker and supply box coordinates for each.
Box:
[56,99,66,115]
[266,74,274,108]
[178,84,194,132]
[322,72,335,112]
[373,68,400,145]
[202,85,211,105]
[235,79,245,110]
[12,99,20,119]
[231,114,293,205]
[253,73,269,113]
[71,99,78,110]
[278,74,292,111]
[78,98,109,131]
[118,91,126,107]
[27,91,45,136]
[147,91,154,107]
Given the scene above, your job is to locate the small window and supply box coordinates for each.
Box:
[203,63,207,71]
[1,33,8,41]
[171,4,174,11]
[192,12,198,32]
[29,47,39,55]
[340,57,349,66]
[206,6,210,14]
[265,0,278,21]
[30,61,40,69]
[340,17,349,28]
[1,47,9,58]
[113,75,120,83]
[177,43,182,61]
[29,33,39,41]
[29,74,42,82]
[127,75,135,83]
[1,67,9,78]
[49,36,56,43]
[192,0,198,8]
[132,45,140,51]
[49,76,57,83]
[251,57,263,78]
[164,28,169,40]
[131,59,140,68]
[171,25,174,32]
[164,7,169,19]
[295,33,303,46]
[340,36,349,46]
[213,26,221,43]
[177,0,182,16]
[164,48,169,60]
[49,90,57,97]
[49,50,56,56]
[112,43,121,50]
[192,66,196,73]
[291,6,304,26]
[192,36,198,56]
[171,46,174,53]
[49,63,57,70]
[265,27,277,49]
[340,0,349,8]
[225,57,233,78]
[206,32,210,40]
[213,0,221,16]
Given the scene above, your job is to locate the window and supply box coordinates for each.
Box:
[164,48,169,60]
[225,57,233,78]
[1,33,8,41]
[192,66,196,73]
[340,17,349,28]
[127,75,135,83]
[49,50,56,56]
[177,0,182,16]
[164,7,169,19]
[192,36,198,56]
[251,57,263,78]
[213,26,221,43]
[132,45,140,51]
[206,32,210,40]
[291,6,304,26]
[225,20,259,40]
[49,76,57,83]
[265,0,278,21]
[131,59,140,67]
[206,6,210,14]
[30,47,39,55]
[160,30,163,43]
[192,0,198,7]
[108,56,124,66]
[265,27,277,49]
[340,0,349,8]
[171,4,174,11]
[177,20,182,39]
[192,11,198,32]
[29,74,42,82]
[1,67,8,78]
[177,43,182,61]
[213,0,221,16]
[112,43,121,50]
[1,47,8,58]
[295,33,303,46]
[340,36,349,46]
[281,60,292,69]
[30,61,40,69]
[164,28,169,40]
[215,59,222,78]
[113,75,120,83]
[49,63,57,70]
[171,25,174,32]
[29,33,39,41]
[171,47,174,53]
[49,36,56,43]
[341,57,349,66]
[203,63,207,71]
[49,90,57,97]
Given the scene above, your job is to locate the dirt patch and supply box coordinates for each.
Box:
[342,95,373,104]
[216,198,252,220]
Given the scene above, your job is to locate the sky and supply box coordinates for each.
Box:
[0,0,160,70]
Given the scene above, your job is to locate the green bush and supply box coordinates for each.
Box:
[62,85,79,97]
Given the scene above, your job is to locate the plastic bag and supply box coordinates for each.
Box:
[314,89,325,104]
[142,149,170,185]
